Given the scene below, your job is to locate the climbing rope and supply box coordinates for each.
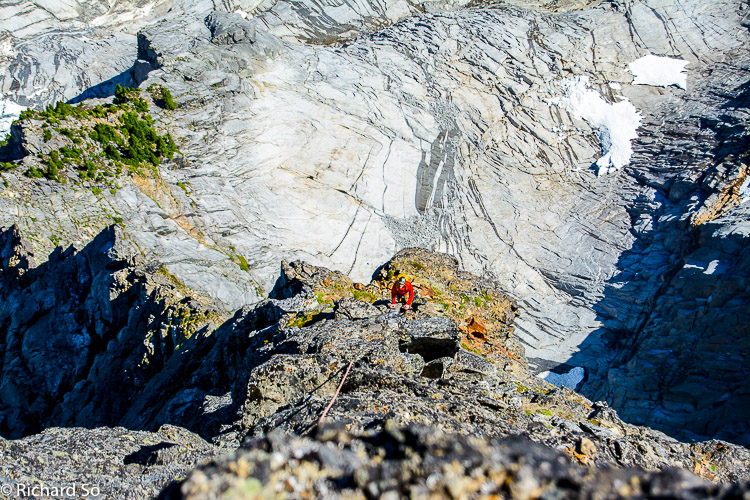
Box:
[318,359,354,424]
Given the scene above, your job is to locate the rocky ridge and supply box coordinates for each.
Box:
[162,427,750,500]
[0,425,220,499]
[1,228,749,497]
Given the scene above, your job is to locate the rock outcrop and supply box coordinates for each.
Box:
[0,425,220,499]
[161,426,750,500]
[0,224,225,437]
[0,0,749,483]
[592,206,750,445]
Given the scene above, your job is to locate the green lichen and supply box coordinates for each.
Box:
[287,310,326,328]
[237,255,249,272]
[351,288,376,303]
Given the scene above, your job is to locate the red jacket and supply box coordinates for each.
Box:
[391,281,414,305]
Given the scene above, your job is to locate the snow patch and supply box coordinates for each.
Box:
[629,55,689,90]
[538,366,585,389]
[551,77,641,175]
[740,176,750,203]
[91,3,153,26]
[0,100,27,138]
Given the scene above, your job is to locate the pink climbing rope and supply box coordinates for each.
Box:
[319,359,354,424]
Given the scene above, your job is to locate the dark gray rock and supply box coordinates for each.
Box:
[0,425,220,500]
[421,356,453,378]
[591,206,750,446]
[0,224,35,280]
[161,425,750,500]
[205,11,256,45]
[334,297,380,320]
[0,225,224,439]
[402,317,461,361]
[0,235,749,491]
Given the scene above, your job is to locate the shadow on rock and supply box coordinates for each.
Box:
[558,70,750,448]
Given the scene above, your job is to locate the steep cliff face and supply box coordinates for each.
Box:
[594,207,750,445]
[0,224,225,437]
[0,0,749,452]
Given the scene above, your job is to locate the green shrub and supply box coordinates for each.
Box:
[46,162,58,180]
[134,98,149,113]
[114,84,129,105]
[163,89,176,110]
[84,160,97,177]
[43,151,65,180]
[91,105,107,119]
[15,88,178,185]
[59,128,76,140]
[59,147,81,160]
[24,166,44,178]
[104,143,122,161]
[90,123,124,146]
[351,289,376,303]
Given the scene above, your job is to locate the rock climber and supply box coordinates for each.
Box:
[390,274,414,310]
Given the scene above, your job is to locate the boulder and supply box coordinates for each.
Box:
[334,297,380,320]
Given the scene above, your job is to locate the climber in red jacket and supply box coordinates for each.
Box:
[390,274,414,310]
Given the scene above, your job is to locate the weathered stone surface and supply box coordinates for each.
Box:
[334,297,380,320]
[0,234,749,496]
[2,0,749,399]
[205,11,256,45]
[590,206,750,445]
[0,224,35,279]
[0,425,220,499]
[162,426,750,500]
[0,225,225,438]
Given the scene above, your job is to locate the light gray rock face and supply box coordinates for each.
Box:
[0,1,221,109]
[127,0,750,379]
[0,0,749,447]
